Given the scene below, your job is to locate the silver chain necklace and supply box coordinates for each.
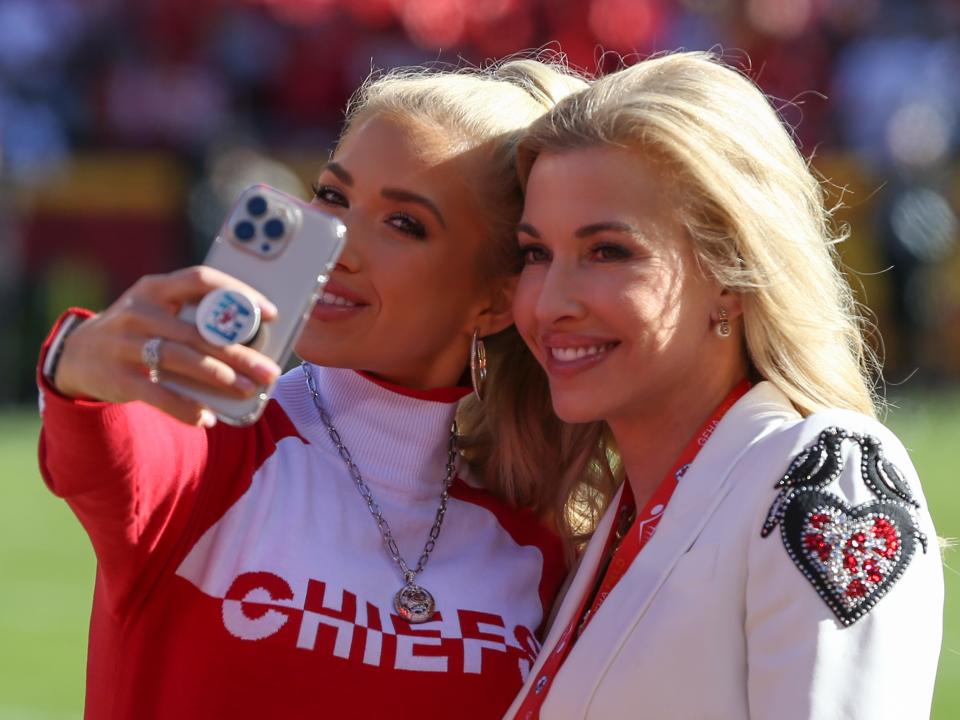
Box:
[301,362,459,624]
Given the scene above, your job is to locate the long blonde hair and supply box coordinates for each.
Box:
[511,51,880,536]
[340,58,607,537]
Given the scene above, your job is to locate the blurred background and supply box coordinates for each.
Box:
[0,0,957,717]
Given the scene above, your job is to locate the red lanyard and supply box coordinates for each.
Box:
[579,378,751,633]
[512,379,751,720]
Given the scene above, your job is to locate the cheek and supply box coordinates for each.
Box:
[620,281,710,357]
[379,276,435,330]
[597,284,674,350]
[512,274,542,338]
[379,248,483,330]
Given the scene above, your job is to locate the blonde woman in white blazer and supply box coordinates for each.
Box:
[505,51,944,720]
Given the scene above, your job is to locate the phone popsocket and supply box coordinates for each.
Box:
[196,289,261,347]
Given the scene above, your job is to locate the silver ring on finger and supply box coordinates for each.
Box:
[141,337,163,384]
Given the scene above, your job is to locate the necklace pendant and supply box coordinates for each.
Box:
[394,582,436,624]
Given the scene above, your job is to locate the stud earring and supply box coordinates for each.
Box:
[716,308,731,338]
[470,328,488,401]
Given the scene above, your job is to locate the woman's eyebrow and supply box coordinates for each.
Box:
[319,163,446,229]
[516,221,643,240]
[575,221,643,238]
[381,188,447,229]
[321,162,354,186]
[516,222,541,238]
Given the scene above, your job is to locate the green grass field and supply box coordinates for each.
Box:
[1,393,958,718]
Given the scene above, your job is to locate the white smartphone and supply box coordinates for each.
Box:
[162,184,345,425]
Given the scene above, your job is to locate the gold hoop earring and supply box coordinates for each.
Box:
[716,308,731,338]
[470,328,488,402]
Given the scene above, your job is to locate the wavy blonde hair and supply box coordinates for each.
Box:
[510,51,881,535]
[340,58,605,537]
[342,58,588,278]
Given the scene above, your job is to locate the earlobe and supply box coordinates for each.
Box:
[719,288,743,319]
[711,288,743,337]
[475,275,517,336]
[478,304,515,337]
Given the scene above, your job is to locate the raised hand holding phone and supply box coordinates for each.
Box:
[52,185,345,427]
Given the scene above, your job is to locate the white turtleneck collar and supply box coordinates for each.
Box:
[272,363,470,499]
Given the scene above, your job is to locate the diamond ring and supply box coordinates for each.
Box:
[141,337,163,384]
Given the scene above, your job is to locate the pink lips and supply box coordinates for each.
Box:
[540,332,620,378]
[310,279,368,322]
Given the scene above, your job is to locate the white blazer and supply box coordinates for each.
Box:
[505,382,943,720]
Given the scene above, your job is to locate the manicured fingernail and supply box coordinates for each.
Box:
[234,375,257,394]
[255,360,281,383]
[260,298,278,317]
[200,409,218,428]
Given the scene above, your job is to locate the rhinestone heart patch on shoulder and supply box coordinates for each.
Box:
[761,427,928,626]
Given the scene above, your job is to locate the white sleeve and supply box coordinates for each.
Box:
[743,417,943,720]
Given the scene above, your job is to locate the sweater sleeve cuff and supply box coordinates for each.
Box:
[37,307,104,410]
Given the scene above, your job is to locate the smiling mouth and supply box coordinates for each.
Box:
[549,342,618,362]
[318,291,360,308]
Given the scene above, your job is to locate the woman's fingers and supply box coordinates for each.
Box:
[211,342,282,387]
[120,302,281,388]
[134,266,278,320]
[117,335,259,397]
[164,340,280,394]
[53,266,281,409]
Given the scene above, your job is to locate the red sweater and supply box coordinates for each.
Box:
[38,311,565,719]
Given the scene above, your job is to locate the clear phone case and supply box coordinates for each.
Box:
[161,184,345,425]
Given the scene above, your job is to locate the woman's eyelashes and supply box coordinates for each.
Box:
[590,242,633,262]
[517,241,633,266]
[387,212,427,239]
[312,183,348,208]
[311,183,428,239]
[518,243,550,266]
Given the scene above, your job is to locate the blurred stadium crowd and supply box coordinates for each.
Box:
[1,0,958,402]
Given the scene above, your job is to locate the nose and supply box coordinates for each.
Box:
[332,212,365,273]
[334,250,360,273]
[534,261,584,325]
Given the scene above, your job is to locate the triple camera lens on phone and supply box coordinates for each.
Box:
[231,194,288,257]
